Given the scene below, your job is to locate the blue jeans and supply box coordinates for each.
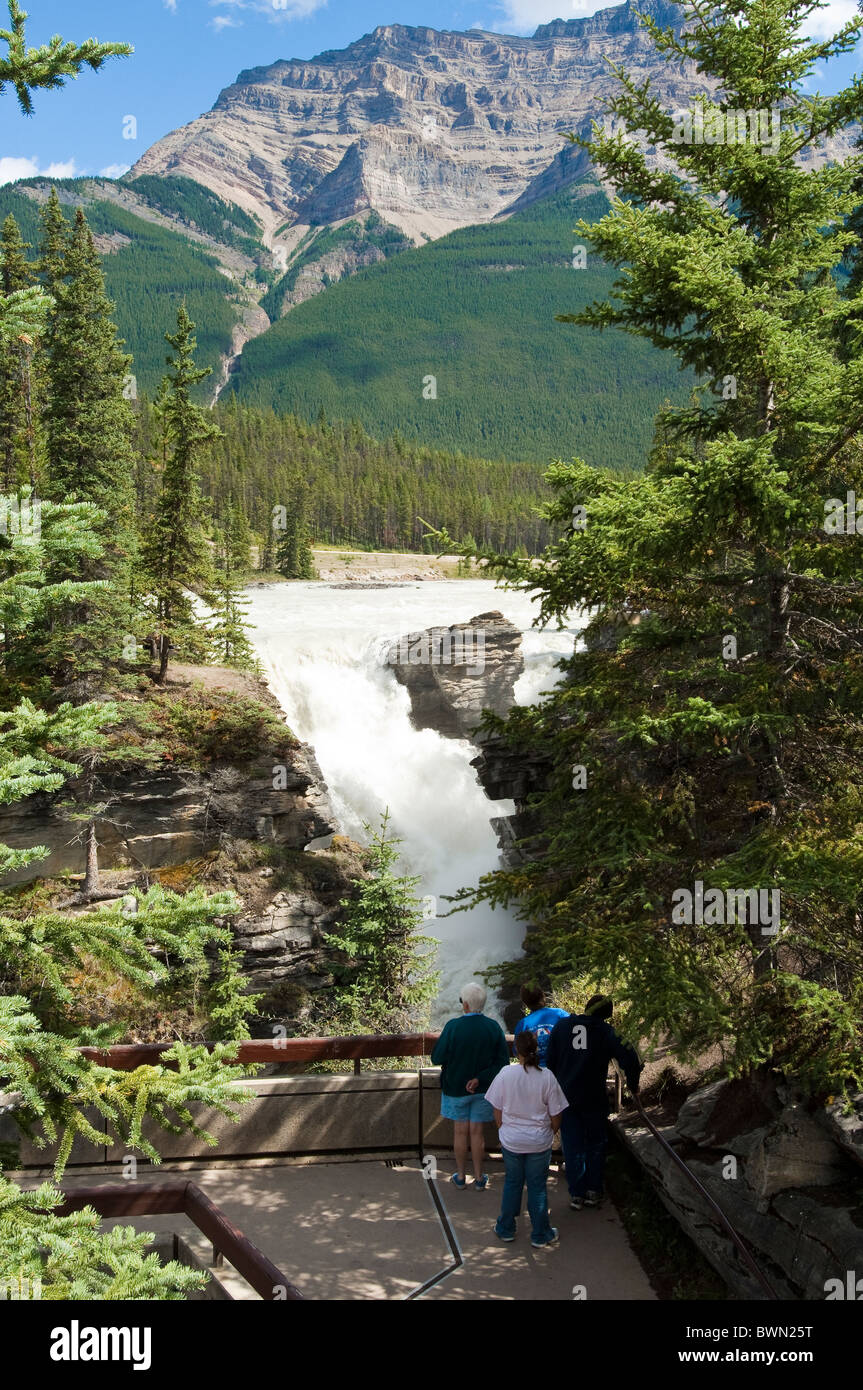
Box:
[494,1147,554,1243]
[560,1108,608,1198]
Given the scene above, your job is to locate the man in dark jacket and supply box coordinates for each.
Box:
[546,995,641,1209]
[431,982,509,1190]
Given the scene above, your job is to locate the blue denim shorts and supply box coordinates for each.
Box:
[440,1091,494,1123]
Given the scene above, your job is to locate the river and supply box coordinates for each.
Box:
[244,579,582,1022]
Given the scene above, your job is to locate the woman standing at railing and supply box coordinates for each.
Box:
[484,1030,569,1249]
[431,982,509,1191]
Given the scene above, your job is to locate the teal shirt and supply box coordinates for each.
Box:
[431,1013,509,1097]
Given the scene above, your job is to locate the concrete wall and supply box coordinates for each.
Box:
[1,1069,496,1168]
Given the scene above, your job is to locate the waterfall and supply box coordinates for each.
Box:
[244,580,580,1024]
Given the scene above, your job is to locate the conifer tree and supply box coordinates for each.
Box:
[434,0,863,1095]
[140,305,220,682]
[209,503,258,672]
[323,812,439,1033]
[0,1168,209,1299]
[0,214,35,490]
[274,484,317,579]
[37,187,68,299]
[223,493,252,574]
[37,205,139,681]
[258,488,278,573]
[44,207,135,527]
[0,215,32,303]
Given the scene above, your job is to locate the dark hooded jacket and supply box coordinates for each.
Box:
[545,1012,641,1113]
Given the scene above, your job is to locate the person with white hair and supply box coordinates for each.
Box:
[431,982,509,1189]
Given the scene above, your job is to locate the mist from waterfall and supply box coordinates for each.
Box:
[244,580,581,1023]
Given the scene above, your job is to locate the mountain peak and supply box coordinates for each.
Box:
[532,0,684,39]
[130,2,702,241]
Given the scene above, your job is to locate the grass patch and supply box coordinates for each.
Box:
[106,684,296,771]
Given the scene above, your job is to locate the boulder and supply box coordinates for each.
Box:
[386,610,524,740]
[819,1093,863,1170]
[614,1070,863,1299]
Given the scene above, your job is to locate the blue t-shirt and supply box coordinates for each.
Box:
[513,1007,569,1067]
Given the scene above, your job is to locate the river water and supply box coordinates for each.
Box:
[244,580,582,1022]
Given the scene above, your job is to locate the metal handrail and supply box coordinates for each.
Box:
[627,1086,780,1300]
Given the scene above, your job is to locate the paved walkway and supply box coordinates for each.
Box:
[50,1154,656,1301]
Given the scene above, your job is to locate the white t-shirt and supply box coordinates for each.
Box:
[484,1062,569,1153]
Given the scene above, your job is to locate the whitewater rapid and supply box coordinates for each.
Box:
[244,580,581,1023]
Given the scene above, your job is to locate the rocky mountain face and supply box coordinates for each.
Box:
[130,1,710,245]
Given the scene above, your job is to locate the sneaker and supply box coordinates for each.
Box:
[450,1173,467,1190]
[531,1227,559,1249]
[495,1227,516,1242]
[584,1190,602,1207]
[569,1196,584,1211]
[474,1174,490,1191]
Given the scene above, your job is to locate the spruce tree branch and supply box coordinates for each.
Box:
[0,0,131,116]
[818,410,863,467]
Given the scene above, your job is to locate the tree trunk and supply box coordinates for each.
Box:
[18,342,37,491]
[84,819,100,895]
[158,632,171,684]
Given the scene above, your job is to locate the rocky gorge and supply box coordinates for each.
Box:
[0,621,534,1030]
[4,609,860,1295]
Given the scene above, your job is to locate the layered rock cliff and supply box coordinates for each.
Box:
[129,2,711,242]
[0,669,335,884]
[0,665,363,1024]
[615,1073,863,1299]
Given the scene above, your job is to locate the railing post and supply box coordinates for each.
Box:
[353,1058,361,1076]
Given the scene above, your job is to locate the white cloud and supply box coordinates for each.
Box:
[491,0,602,33]
[803,0,860,38]
[210,0,328,23]
[491,0,863,38]
[164,0,178,12]
[0,156,81,187]
[212,14,242,30]
[100,163,131,179]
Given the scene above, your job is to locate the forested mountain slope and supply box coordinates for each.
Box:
[226,184,692,469]
[0,179,262,395]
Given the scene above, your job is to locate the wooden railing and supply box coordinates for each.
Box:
[78,1032,445,1074]
[56,1180,303,1301]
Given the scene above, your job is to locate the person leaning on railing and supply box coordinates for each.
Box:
[431,982,509,1191]
[546,994,642,1212]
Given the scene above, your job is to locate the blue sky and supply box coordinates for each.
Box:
[1,0,860,184]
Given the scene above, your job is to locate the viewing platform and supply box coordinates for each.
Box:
[6,1034,789,1301]
[45,1155,656,1302]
